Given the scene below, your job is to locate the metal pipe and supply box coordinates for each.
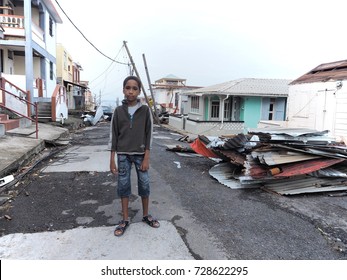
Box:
[220,94,230,129]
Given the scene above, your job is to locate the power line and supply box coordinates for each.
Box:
[89,45,128,85]
[54,0,128,65]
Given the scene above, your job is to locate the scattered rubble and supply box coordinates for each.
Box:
[190,128,347,195]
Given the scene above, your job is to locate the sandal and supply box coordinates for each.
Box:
[114,220,129,237]
[142,215,160,228]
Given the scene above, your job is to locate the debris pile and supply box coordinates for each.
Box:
[191,128,347,195]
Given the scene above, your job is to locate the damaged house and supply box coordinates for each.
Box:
[284,59,347,143]
[151,74,200,115]
[169,78,291,136]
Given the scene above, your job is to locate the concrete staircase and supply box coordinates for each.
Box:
[37,101,52,123]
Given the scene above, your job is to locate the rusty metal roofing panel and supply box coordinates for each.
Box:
[243,154,266,178]
[213,149,246,166]
[315,60,347,70]
[290,59,347,85]
[272,158,344,177]
[243,155,344,179]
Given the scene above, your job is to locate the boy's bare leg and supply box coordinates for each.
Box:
[141,196,149,217]
[121,197,130,221]
[141,196,160,228]
[114,197,130,236]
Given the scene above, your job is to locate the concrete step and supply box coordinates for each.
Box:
[0,119,20,131]
[0,114,9,121]
[6,125,37,137]
[38,103,51,110]
[38,114,51,118]
[37,102,52,120]
[37,116,51,123]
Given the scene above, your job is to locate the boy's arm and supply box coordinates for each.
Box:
[110,151,118,174]
[110,108,118,174]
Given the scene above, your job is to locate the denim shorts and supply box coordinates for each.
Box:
[117,154,150,197]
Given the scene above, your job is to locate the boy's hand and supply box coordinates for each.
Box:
[140,158,150,171]
[140,150,150,171]
[110,161,118,174]
[110,151,118,174]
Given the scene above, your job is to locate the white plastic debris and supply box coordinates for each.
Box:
[0,175,14,187]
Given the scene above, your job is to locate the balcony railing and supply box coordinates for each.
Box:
[0,14,24,28]
[0,14,44,41]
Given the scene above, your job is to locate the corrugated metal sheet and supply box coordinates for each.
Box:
[213,149,245,166]
[262,176,347,195]
[209,163,259,189]
[243,155,269,178]
[290,59,347,85]
[243,155,343,179]
[266,144,347,160]
[249,127,330,137]
[309,166,347,178]
[272,158,344,177]
[251,150,320,166]
[204,128,347,195]
[248,128,335,144]
[222,134,250,150]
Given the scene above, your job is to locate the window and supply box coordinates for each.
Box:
[50,61,53,80]
[191,96,199,113]
[211,100,220,119]
[49,17,53,37]
[268,98,275,120]
[224,99,231,119]
[8,50,13,60]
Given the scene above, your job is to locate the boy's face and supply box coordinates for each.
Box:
[123,79,140,105]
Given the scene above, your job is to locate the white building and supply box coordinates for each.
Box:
[0,0,67,124]
[152,74,200,114]
[286,60,347,142]
[0,0,63,99]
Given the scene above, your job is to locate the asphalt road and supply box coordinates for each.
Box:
[1,122,347,260]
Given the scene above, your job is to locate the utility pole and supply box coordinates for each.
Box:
[98,90,101,107]
[123,41,156,120]
[142,53,160,124]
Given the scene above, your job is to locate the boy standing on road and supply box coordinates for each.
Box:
[109,75,160,237]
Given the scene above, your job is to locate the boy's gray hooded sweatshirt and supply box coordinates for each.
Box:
[110,100,153,154]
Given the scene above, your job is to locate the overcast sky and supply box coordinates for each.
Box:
[54,0,347,103]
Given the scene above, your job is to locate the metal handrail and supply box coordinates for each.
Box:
[0,78,38,139]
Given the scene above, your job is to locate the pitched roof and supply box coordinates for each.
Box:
[290,59,347,85]
[165,74,184,79]
[156,74,186,81]
[184,78,291,97]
